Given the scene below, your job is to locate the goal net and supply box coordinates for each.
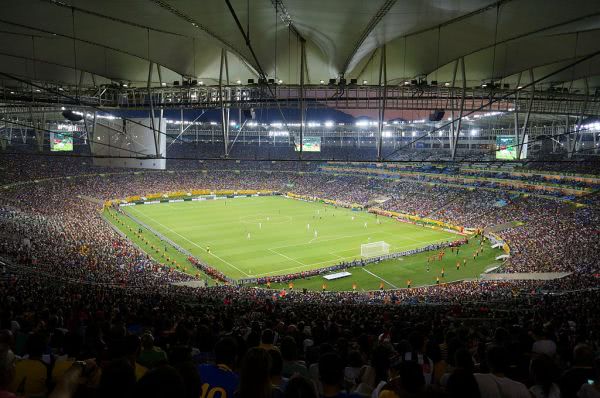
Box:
[361,241,390,258]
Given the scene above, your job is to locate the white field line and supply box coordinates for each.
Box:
[329,252,346,260]
[270,231,383,250]
[268,248,307,267]
[255,254,359,277]
[130,201,453,279]
[362,268,399,289]
[128,206,250,277]
[255,237,450,277]
[238,214,294,225]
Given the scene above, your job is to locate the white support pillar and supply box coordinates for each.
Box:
[513,72,522,156]
[78,71,86,95]
[565,116,570,154]
[19,122,27,144]
[147,61,160,157]
[569,77,589,158]
[219,48,230,157]
[0,124,6,150]
[517,69,534,160]
[299,39,306,159]
[157,65,163,87]
[33,111,45,152]
[449,59,458,154]
[377,45,387,161]
[83,112,93,150]
[451,57,466,160]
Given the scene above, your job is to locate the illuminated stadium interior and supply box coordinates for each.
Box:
[1,1,600,398]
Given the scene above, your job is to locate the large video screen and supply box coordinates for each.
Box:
[294,136,321,152]
[50,132,73,152]
[496,135,527,160]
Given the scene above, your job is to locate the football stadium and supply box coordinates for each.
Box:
[0,1,600,397]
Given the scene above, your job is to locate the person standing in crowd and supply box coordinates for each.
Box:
[474,345,530,398]
[198,337,240,398]
[318,353,360,398]
[576,357,600,398]
[0,349,17,398]
[137,333,168,369]
[236,348,276,398]
[529,355,561,398]
[559,344,596,398]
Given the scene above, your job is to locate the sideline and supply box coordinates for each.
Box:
[361,268,399,289]
[128,207,250,277]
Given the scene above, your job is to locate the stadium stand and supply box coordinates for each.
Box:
[1,0,600,396]
[1,152,599,398]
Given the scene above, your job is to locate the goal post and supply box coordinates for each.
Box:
[361,241,390,258]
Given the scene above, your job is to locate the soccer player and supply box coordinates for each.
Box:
[307,223,310,230]
[464,259,467,266]
[364,222,368,228]
[379,281,384,291]
[314,230,318,238]
[407,279,411,288]
[322,283,327,292]
[288,281,294,290]
[352,216,355,221]
[206,246,210,253]
[259,222,262,229]
[247,232,251,239]
[352,282,357,291]
[426,263,430,273]
[441,267,445,278]
[456,262,460,271]
[436,276,440,285]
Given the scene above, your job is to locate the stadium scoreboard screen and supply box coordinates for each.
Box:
[294,136,321,152]
[50,132,74,152]
[495,135,527,160]
[50,124,75,152]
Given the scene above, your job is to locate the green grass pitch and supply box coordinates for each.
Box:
[111,196,503,291]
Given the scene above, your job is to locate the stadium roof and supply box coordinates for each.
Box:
[0,0,599,90]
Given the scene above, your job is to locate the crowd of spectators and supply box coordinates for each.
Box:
[0,150,600,397]
[1,266,600,398]
[1,155,599,282]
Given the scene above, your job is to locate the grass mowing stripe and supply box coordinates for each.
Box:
[114,196,502,290]
[129,206,251,277]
